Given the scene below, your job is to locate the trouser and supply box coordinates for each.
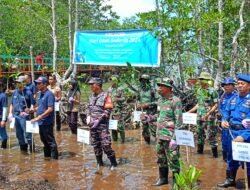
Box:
[67,111,78,134]
[0,126,8,141]
[221,128,229,152]
[14,115,32,145]
[111,120,125,142]
[156,139,180,173]
[197,120,218,147]
[56,111,61,131]
[227,129,250,176]
[39,124,58,159]
[90,124,115,158]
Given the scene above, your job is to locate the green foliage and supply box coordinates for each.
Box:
[173,160,202,190]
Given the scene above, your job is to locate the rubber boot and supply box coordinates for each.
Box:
[144,136,150,145]
[152,167,169,186]
[51,146,59,160]
[120,131,125,144]
[96,155,104,167]
[44,148,51,159]
[212,146,218,158]
[217,170,237,188]
[112,130,118,141]
[222,151,227,162]
[197,144,204,154]
[20,144,28,153]
[109,155,118,170]
[1,139,7,149]
[29,144,35,153]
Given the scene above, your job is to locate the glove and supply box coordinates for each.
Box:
[90,119,100,129]
[242,119,250,128]
[69,97,74,102]
[169,139,177,149]
[8,113,13,122]
[20,112,29,118]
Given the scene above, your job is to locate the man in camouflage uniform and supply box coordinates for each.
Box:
[87,77,117,169]
[137,74,157,144]
[188,72,219,157]
[108,75,126,143]
[141,78,182,186]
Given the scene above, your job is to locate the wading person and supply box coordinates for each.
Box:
[32,76,58,160]
[108,75,126,143]
[24,73,38,99]
[67,79,80,134]
[0,80,8,149]
[219,78,236,162]
[141,78,182,186]
[188,72,219,157]
[217,73,250,188]
[137,74,157,144]
[48,75,62,131]
[8,75,35,153]
[87,77,117,169]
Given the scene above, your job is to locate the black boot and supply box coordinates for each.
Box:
[144,136,150,144]
[217,170,237,188]
[29,144,35,153]
[20,144,28,153]
[222,151,227,162]
[112,130,118,141]
[120,131,125,144]
[1,139,7,149]
[212,147,218,158]
[96,155,104,167]
[109,155,118,170]
[197,144,204,154]
[152,167,169,186]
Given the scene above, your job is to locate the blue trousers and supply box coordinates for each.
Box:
[227,129,250,176]
[0,126,8,141]
[14,115,32,145]
[221,128,229,152]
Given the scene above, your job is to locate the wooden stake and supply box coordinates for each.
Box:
[244,162,248,190]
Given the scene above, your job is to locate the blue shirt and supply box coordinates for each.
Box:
[0,92,8,118]
[25,82,37,95]
[219,91,237,119]
[11,89,35,113]
[37,89,55,125]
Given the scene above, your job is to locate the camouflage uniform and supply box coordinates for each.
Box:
[108,85,126,143]
[87,77,117,168]
[145,79,182,186]
[138,74,157,144]
[195,72,218,156]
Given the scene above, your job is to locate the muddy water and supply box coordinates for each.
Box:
[0,125,246,190]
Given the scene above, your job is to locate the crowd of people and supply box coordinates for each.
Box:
[0,71,249,188]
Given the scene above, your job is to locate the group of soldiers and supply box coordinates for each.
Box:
[0,70,249,188]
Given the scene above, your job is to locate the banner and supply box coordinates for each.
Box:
[73,29,161,67]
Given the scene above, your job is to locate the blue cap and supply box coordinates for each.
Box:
[221,77,235,86]
[35,76,48,84]
[237,73,250,83]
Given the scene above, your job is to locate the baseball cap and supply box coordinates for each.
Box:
[35,76,48,84]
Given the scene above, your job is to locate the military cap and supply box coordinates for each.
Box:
[237,73,250,83]
[221,77,235,86]
[140,74,150,80]
[88,77,102,85]
[198,72,212,80]
[157,78,173,88]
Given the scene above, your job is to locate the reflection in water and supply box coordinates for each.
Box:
[0,126,246,189]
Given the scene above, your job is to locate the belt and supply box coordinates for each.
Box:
[230,124,244,130]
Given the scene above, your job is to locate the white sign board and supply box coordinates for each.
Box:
[182,113,197,125]
[77,128,90,145]
[133,111,143,122]
[54,102,60,111]
[232,142,250,162]
[26,121,39,134]
[109,120,118,130]
[175,130,195,147]
[10,118,15,129]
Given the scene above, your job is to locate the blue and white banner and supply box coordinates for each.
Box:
[73,29,161,67]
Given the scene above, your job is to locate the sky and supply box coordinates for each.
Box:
[105,0,155,18]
